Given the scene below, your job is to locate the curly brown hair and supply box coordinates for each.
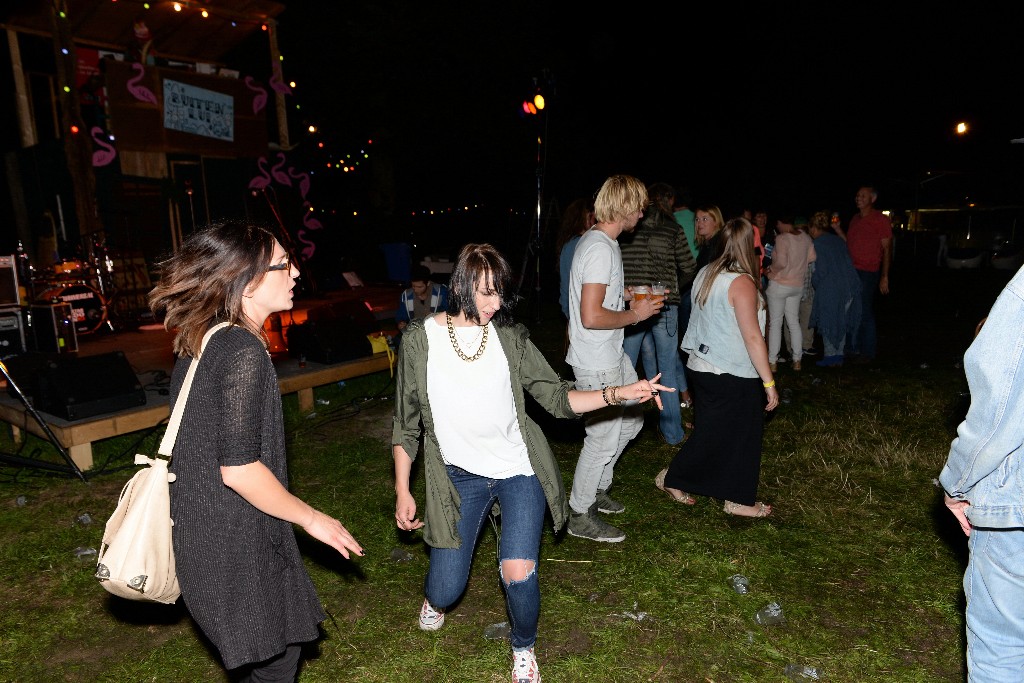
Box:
[148,220,278,357]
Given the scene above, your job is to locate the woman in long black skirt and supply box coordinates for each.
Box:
[655,217,779,518]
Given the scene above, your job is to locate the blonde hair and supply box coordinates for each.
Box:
[694,217,763,310]
[810,210,831,232]
[693,204,725,246]
[594,175,648,223]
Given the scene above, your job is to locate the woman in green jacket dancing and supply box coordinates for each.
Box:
[392,243,670,683]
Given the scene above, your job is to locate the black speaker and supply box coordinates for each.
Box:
[0,255,19,307]
[0,307,26,355]
[3,351,57,400]
[305,297,378,335]
[287,318,373,364]
[29,302,78,353]
[5,351,146,421]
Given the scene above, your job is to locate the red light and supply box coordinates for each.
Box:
[70,124,80,134]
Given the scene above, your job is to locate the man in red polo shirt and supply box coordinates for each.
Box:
[834,186,892,363]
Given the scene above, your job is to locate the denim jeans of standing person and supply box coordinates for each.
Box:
[822,299,855,358]
[850,269,881,359]
[425,465,546,650]
[964,529,1024,682]
[623,303,685,444]
[569,355,643,513]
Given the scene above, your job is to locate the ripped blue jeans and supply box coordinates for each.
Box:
[424,465,546,649]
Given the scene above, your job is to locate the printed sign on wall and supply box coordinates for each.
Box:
[163,79,234,141]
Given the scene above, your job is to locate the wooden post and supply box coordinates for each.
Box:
[266,19,290,150]
[49,0,103,241]
[6,28,35,148]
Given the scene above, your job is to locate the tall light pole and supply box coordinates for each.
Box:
[516,72,551,324]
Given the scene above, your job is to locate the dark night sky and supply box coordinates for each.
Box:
[264,4,1024,248]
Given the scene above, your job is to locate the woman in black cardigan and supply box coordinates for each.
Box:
[149,220,364,680]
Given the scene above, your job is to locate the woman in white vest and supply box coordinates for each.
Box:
[656,217,779,518]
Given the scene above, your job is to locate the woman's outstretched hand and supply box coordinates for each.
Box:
[629,372,675,410]
[304,508,365,559]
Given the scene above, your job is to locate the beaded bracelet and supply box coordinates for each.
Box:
[601,386,613,405]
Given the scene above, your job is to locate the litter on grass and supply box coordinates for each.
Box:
[483,622,510,640]
[73,546,97,562]
[389,548,415,563]
[613,602,652,622]
[754,602,786,625]
[784,663,821,680]
[727,574,750,594]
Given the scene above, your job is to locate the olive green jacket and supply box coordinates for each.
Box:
[391,317,576,548]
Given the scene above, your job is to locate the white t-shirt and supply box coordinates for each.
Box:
[424,316,534,479]
[565,228,626,370]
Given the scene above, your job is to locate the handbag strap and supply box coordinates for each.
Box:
[158,322,232,458]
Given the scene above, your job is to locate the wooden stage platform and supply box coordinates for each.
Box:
[0,322,395,472]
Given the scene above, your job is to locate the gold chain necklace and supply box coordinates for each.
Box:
[447,313,488,362]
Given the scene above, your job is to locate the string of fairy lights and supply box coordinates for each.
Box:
[68,0,521,221]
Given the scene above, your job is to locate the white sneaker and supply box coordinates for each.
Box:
[418,598,445,631]
[512,646,541,683]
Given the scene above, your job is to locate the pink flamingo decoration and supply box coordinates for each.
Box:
[126,62,158,105]
[288,167,311,199]
[268,64,293,95]
[296,230,316,260]
[248,156,271,192]
[90,127,117,167]
[269,153,292,186]
[244,76,268,114]
[302,203,323,231]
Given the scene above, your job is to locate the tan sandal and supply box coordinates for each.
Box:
[655,468,696,505]
[723,500,771,518]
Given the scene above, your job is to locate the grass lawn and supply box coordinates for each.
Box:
[0,264,1010,682]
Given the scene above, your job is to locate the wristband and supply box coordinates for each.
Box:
[763,380,776,388]
[631,309,640,325]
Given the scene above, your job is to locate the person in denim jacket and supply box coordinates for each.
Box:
[940,263,1024,682]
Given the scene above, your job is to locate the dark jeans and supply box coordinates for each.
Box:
[850,269,880,359]
[623,303,686,444]
[425,465,546,649]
